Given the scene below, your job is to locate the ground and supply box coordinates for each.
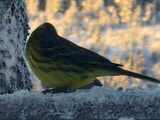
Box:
[0,86,160,120]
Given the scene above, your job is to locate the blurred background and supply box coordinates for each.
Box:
[26,0,160,89]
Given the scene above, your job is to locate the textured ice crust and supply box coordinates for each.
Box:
[0,87,160,120]
[0,0,32,93]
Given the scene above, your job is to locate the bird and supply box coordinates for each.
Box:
[25,22,160,92]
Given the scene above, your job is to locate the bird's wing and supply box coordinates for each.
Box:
[46,36,123,70]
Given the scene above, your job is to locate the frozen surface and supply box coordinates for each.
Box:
[0,87,160,120]
[0,0,32,93]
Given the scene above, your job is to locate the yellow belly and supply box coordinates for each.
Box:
[30,64,94,89]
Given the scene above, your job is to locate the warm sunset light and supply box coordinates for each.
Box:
[26,0,160,89]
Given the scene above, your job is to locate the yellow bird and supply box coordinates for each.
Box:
[25,23,160,92]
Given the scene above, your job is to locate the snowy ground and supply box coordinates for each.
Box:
[0,86,160,120]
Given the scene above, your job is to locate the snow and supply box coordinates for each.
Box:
[0,86,160,119]
[0,0,32,93]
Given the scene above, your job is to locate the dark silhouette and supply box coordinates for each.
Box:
[26,22,160,92]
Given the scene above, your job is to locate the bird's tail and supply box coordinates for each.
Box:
[120,69,160,83]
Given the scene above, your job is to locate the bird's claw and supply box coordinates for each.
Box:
[42,88,75,94]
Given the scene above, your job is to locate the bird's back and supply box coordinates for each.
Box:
[25,23,123,89]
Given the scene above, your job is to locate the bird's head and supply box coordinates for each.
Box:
[28,22,59,49]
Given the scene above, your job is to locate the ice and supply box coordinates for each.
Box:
[0,0,32,93]
[0,87,160,119]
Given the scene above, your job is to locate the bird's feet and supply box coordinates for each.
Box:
[79,79,103,89]
[42,88,75,94]
[42,80,103,94]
